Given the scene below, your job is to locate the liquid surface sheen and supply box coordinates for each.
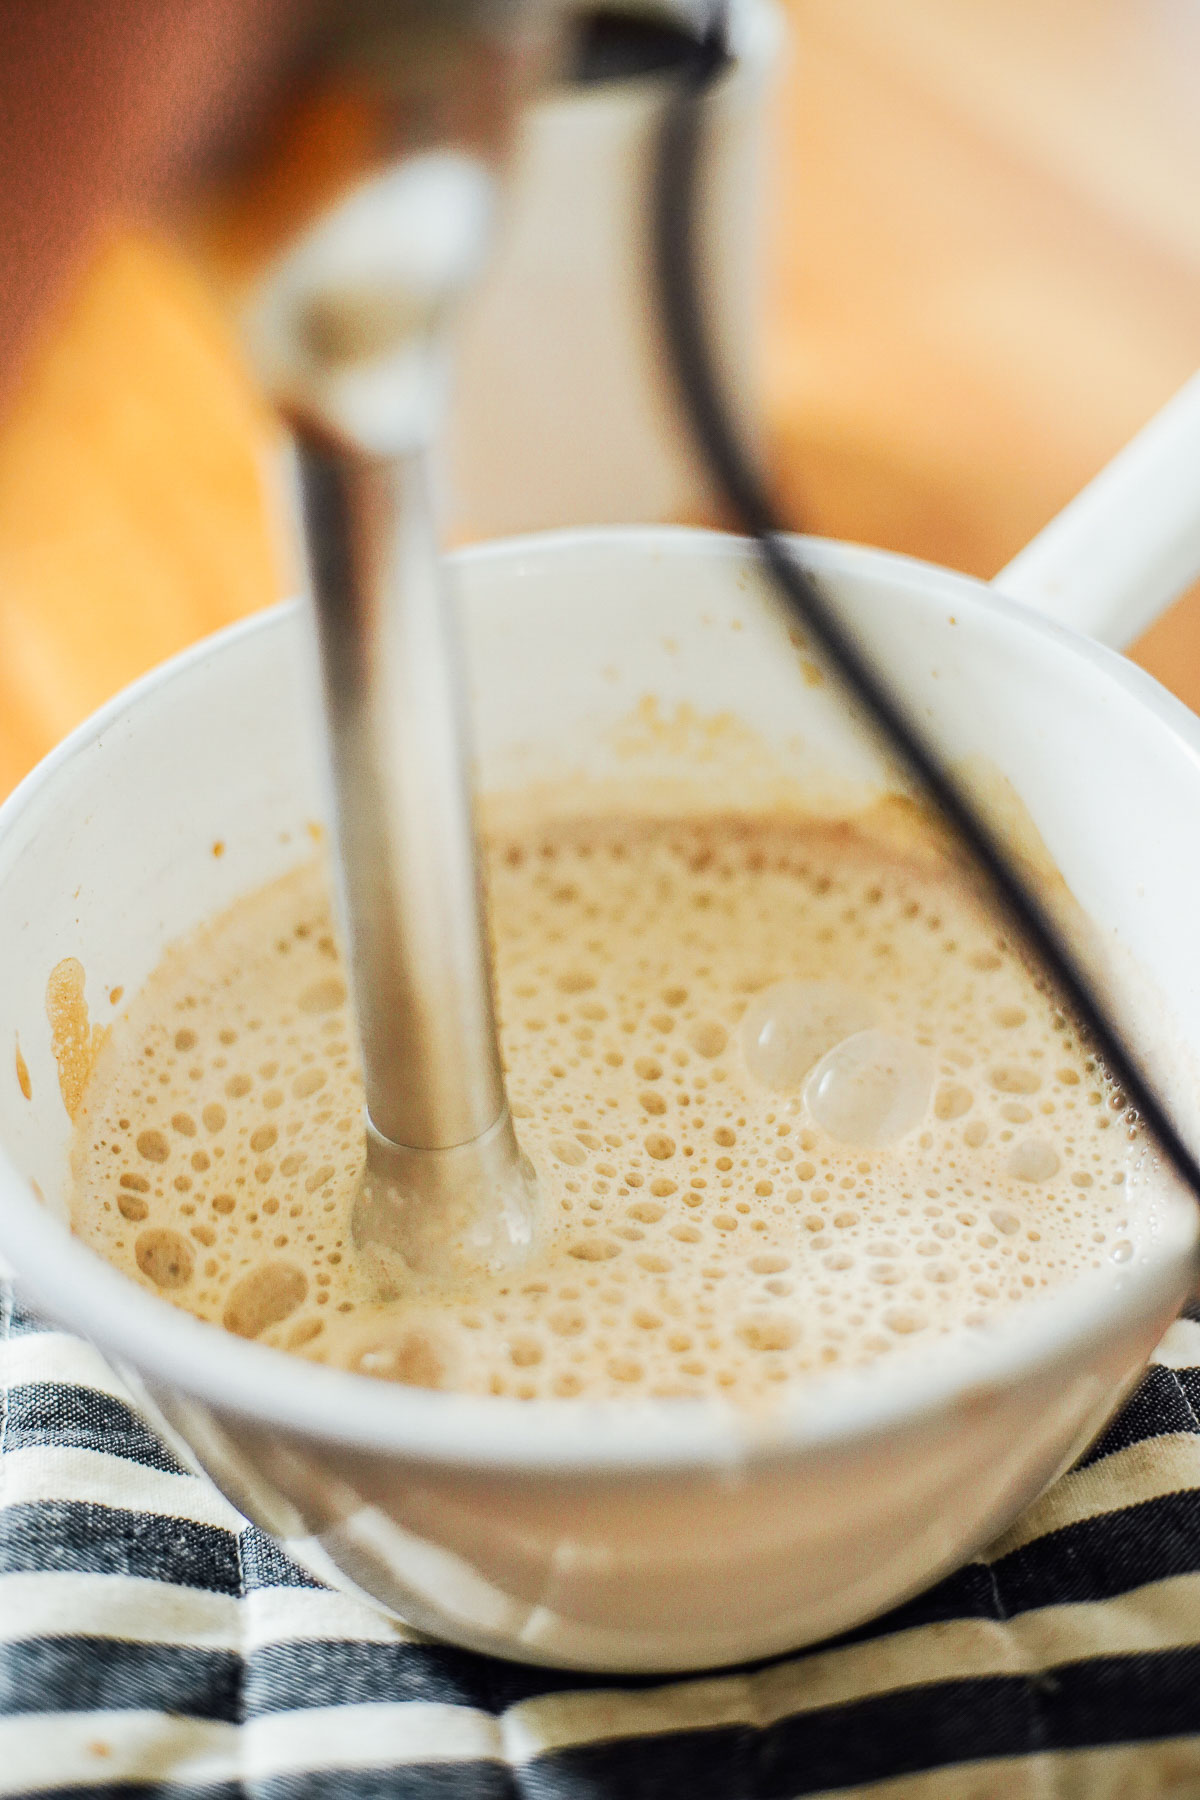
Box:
[69,812,1147,1404]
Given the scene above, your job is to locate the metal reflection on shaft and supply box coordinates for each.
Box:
[295,434,505,1155]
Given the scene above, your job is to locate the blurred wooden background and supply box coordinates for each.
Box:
[1,0,1199,799]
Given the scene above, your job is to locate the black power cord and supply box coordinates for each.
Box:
[651,13,1200,1207]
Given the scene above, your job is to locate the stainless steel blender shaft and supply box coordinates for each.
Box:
[175,0,552,1275]
[296,431,535,1277]
[297,440,504,1153]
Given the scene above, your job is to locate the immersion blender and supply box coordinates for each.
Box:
[184,0,560,1278]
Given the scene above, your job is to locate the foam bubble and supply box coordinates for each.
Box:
[1008,1140,1061,1183]
[806,1031,934,1148]
[223,1262,308,1338]
[741,981,876,1090]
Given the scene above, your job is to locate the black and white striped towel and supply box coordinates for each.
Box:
[4,1277,1200,1799]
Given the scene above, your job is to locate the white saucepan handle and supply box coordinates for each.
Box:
[992,370,1200,649]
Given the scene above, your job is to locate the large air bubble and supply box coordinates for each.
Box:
[741,981,877,1091]
[805,1031,934,1148]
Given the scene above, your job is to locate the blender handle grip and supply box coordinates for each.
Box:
[991,369,1200,650]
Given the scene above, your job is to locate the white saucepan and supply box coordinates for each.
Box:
[0,376,1199,1672]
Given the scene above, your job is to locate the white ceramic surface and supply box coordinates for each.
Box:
[2,386,1200,1670]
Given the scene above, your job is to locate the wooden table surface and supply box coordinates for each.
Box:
[1,0,1199,799]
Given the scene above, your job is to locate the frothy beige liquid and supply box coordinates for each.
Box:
[68,812,1147,1404]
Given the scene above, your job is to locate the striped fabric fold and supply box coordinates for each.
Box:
[3,1282,1200,1798]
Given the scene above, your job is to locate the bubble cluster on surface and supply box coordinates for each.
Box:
[68,870,363,1357]
[68,813,1151,1406]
